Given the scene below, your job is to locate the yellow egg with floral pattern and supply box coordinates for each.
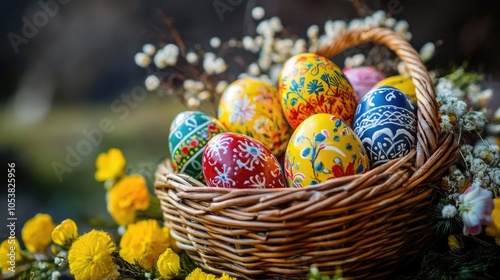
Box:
[218,78,292,157]
[279,53,358,129]
[284,113,369,188]
[374,75,417,103]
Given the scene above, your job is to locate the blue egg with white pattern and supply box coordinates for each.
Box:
[352,86,417,166]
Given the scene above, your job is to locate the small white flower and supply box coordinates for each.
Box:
[259,74,272,85]
[307,25,319,39]
[118,225,126,236]
[397,61,409,76]
[351,53,365,67]
[473,88,493,107]
[142,44,156,56]
[258,57,271,71]
[163,44,179,57]
[228,38,237,47]
[187,97,200,108]
[145,75,160,91]
[252,6,265,20]
[364,16,378,27]
[494,107,500,121]
[332,20,347,33]
[203,53,216,74]
[441,204,458,218]
[144,272,151,279]
[292,39,306,54]
[186,52,198,64]
[256,20,272,37]
[198,90,211,101]
[183,79,196,91]
[372,10,386,23]
[242,36,254,50]
[324,20,335,37]
[394,20,409,34]
[269,64,282,83]
[153,52,167,68]
[248,63,260,76]
[215,80,228,94]
[254,36,264,46]
[440,115,454,132]
[348,19,363,29]
[134,52,151,68]
[419,42,435,62]
[383,17,396,29]
[51,271,61,280]
[269,17,282,32]
[344,57,353,68]
[38,262,47,269]
[403,32,413,41]
[213,57,227,74]
[210,37,221,48]
[193,80,205,92]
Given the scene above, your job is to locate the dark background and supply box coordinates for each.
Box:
[0,0,499,242]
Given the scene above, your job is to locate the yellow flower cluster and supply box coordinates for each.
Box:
[52,219,78,247]
[186,268,236,280]
[94,148,152,226]
[0,237,23,273]
[95,148,126,182]
[21,213,55,252]
[119,219,169,269]
[486,198,500,244]
[157,248,181,277]
[107,174,150,225]
[68,230,119,280]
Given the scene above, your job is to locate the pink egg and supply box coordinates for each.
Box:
[343,66,386,99]
[202,132,286,189]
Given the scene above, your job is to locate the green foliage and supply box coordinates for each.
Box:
[411,236,500,280]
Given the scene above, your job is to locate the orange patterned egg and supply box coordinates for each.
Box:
[279,53,358,129]
[218,78,292,157]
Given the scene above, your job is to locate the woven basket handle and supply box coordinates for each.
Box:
[316,27,439,168]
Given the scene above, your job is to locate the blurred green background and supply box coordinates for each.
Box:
[1,0,499,240]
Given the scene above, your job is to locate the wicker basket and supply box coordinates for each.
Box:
[154,27,459,279]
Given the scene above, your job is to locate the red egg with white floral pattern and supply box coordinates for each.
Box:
[202,132,286,189]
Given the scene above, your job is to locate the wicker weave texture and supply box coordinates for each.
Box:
[155,28,459,279]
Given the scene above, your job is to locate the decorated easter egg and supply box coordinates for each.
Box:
[218,78,292,157]
[284,113,369,188]
[343,66,386,99]
[279,53,358,129]
[202,132,286,189]
[374,75,417,103]
[353,86,418,166]
[168,111,226,181]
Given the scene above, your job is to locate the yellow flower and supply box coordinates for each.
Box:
[21,213,56,252]
[0,238,23,273]
[68,230,118,280]
[119,219,169,269]
[157,248,180,277]
[107,175,150,226]
[186,268,218,280]
[95,148,126,182]
[218,273,237,280]
[52,219,78,247]
[486,198,500,243]
[448,235,462,251]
